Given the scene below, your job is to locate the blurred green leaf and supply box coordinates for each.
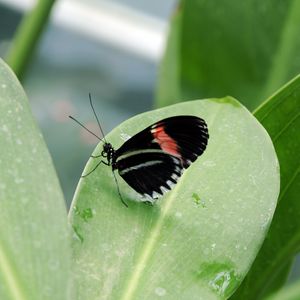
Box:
[265,279,300,300]
[156,6,182,104]
[70,97,279,299]
[6,0,56,80]
[230,75,300,299]
[157,0,300,110]
[0,58,71,299]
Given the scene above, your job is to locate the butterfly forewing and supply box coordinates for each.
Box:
[113,115,209,199]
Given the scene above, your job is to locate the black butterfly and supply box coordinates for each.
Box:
[70,96,209,207]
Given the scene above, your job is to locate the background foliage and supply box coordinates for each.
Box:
[157,0,300,110]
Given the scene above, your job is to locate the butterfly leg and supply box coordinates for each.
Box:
[90,154,102,158]
[112,171,128,208]
[81,160,109,177]
[91,150,107,159]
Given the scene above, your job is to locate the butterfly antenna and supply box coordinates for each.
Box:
[112,171,128,207]
[69,115,104,142]
[89,93,107,143]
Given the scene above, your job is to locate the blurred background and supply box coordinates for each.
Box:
[0,0,176,205]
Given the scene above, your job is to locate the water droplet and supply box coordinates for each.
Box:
[203,160,216,167]
[210,271,231,294]
[155,287,166,296]
[192,193,206,207]
[1,84,7,89]
[2,124,8,132]
[82,208,94,221]
[72,226,83,243]
[212,213,220,220]
[196,261,241,298]
[16,139,22,145]
[211,243,216,250]
[21,197,29,204]
[15,178,24,184]
[175,212,182,218]
[115,249,126,258]
[73,206,80,215]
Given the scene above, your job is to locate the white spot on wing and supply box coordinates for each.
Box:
[152,191,161,199]
[142,194,155,203]
[171,173,179,181]
[172,157,180,165]
[160,186,169,194]
[166,180,175,189]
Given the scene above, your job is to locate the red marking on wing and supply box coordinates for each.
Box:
[152,126,181,158]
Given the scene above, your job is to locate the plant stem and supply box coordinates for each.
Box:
[5,0,56,80]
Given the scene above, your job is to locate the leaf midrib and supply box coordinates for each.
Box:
[119,104,224,300]
[119,190,178,300]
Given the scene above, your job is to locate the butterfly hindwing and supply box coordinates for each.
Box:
[115,150,183,198]
[113,115,209,199]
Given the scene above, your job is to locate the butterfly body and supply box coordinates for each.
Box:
[100,115,209,200]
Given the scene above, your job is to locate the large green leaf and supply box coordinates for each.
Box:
[157,0,300,110]
[230,75,300,299]
[70,97,279,299]
[265,279,300,300]
[0,59,71,299]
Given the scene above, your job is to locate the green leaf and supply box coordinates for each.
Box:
[265,279,300,300]
[156,0,300,110]
[230,75,300,299]
[0,58,71,299]
[156,5,182,105]
[5,0,56,80]
[70,97,279,299]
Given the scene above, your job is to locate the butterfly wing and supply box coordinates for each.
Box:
[116,150,183,198]
[114,115,209,198]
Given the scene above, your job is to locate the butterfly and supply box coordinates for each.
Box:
[70,95,209,207]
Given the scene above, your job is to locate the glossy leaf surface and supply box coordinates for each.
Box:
[0,59,71,300]
[70,97,279,299]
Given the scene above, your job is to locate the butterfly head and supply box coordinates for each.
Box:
[102,142,115,163]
